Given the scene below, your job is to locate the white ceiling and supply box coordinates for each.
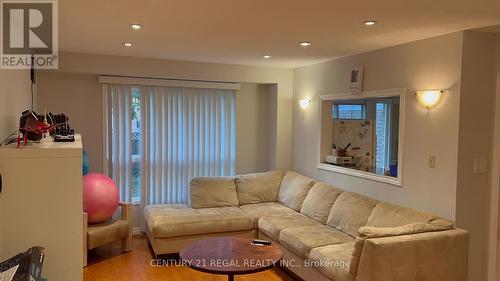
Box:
[59,0,500,68]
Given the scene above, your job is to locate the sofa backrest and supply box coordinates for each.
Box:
[189,177,239,208]
[235,170,285,205]
[300,182,343,224]
[326,192,378,237]
[367,202,437,227]
[188,170,454,239]
[278,171,316,211]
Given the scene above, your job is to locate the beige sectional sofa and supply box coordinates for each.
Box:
[144,170,469,281]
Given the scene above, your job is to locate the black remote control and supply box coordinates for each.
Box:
[252,239,272,246]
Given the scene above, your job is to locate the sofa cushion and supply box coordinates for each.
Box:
[87,219,129,250]
[144,204,253,238]
[309,242,356,281]
[235,171,285,205]
[278,171,315,211]
[189,177,239,208]
[366,202,443,227]
[279,225,354,259]
[327,192,378,237]
[359,221,454,238]
[258,213,321,241]
[300,182,343,224]
[239,202,296,229]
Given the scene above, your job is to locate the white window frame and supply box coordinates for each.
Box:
[374,100,392,173]
[318,88,405,187]
[333,103,367,120]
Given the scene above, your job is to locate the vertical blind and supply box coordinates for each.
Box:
[103,83,236,206]
[140,86,236,205]
[103,84,134,202]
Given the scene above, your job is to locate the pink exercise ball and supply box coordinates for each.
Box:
[83,173,119,224]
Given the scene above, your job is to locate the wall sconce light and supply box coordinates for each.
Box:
[298,98,311,111]
[415,90,444,110]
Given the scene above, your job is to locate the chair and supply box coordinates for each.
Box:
[83,202,132,267]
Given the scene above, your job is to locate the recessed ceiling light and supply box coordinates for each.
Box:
[263,55,271,59]
[130,24,142,31]
[122,42,132,47]
[299,41,312,47]
[364,20,377,26]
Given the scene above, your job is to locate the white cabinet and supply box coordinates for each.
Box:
[0,136,83,281]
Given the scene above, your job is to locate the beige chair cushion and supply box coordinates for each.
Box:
[309,242,356,281]
[87,219,129,249]
[327,192,378,237]
[278,171,315,211]
[300,182,343,224]
[366,202,445,227]
[189,177,239,208]
[144,204,253,238]
[239,202,296,229]
[258,213,321,241]
[235,171,285,205]
[279,225,354,259]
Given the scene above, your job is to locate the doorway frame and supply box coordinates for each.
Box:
[488,73,500,281]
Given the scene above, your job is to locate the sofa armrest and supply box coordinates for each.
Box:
[189,177,239,208]
[355,229,469,281]
[119,202,133,251]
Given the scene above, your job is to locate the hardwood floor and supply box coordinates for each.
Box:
[83,235,296,281]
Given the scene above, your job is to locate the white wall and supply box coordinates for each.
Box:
[37,72,102,173]
[0,70,31,140]
[236,83,277,174]
[456,31,496,281]
[495,32,500,227]
[492,34,500,281]
[0,69,31,251]
[293,32,463,220]
[493,73,500,281]
[456,31,496,280]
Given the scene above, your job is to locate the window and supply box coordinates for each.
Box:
[375,102,391,174]
[319,91,402,185]
[130,89,141,203]
[333,104,366,119]
[104,83,236,205]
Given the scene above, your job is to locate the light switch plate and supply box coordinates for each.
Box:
[428,155,436,168]
[473,159,487,174]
